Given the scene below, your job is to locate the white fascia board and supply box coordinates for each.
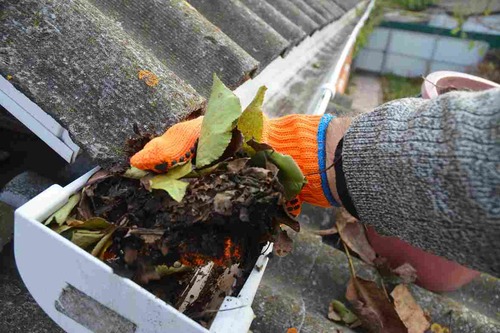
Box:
[0,75,80,163]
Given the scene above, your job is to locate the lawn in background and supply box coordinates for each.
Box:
[381,74,422,102]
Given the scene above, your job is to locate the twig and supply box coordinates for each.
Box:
[380,279,390,300]
[342,240,357,278]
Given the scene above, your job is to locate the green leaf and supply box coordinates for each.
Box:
[196,74,242,168]
[237,86,266,154]
[150,162,192,202]
[328,300,359,324]
[71,229,105,250]
[123,166,149,179]
[45,193,81,226]
[265,151,306,200]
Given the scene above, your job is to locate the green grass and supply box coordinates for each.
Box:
[381,74,422,102]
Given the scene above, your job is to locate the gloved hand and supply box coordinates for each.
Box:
[130,114,339,216]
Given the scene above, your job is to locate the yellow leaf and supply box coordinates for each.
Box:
[45,193,81,226]
[237,86,266,154]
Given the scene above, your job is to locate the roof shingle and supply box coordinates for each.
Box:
[0,0,362,166]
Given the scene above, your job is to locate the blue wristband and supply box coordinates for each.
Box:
[317,114,340,207]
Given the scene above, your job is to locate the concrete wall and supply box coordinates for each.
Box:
[354,27,490,77]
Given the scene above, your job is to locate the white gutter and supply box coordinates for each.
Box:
[311,0,377,115]
[0,76,80,163]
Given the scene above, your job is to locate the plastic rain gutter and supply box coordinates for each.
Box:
[0,76,80,163]
[311,0,376,115]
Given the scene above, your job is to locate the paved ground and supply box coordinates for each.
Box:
[0,242,63,332]
[347,71,383,114]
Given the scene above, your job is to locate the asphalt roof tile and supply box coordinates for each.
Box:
[1,0,205,166]
[241,0,307,44]
[1,0,359,165]
[187,0,290,69]
[88,0,259,97]
[265,0,320,35]
[305,0,345,21]
[289,0,330,26]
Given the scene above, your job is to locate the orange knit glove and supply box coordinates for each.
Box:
[130,114,339,216]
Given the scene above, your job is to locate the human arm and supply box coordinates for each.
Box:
[326,88,500,276]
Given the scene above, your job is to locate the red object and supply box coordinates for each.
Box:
[364,71,499,292]
[366,227,480,292]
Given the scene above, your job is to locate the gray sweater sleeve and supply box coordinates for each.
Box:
[342,88,500,276]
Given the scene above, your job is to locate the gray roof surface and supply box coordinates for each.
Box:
[251,204,500,333]
[0,0,360,167]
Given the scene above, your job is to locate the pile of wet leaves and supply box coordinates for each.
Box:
[42,75,304,324]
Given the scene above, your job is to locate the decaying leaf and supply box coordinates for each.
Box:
[430,323,450,333]
[71,229,106,250]
[274,212,301,233]
[123,166,150,179]
[314,226,338,236]
[150,162,192,202]
[67,217,111,230]
[86,170,111,186]
[91,227,117,258]
[374,258,418,285]
[215,128,244,164]
[156,263,191,276]
[391,284,430,333]
[328,300,359,325]
[52,224,73,234]
[77,192,93,221]
[196,74,242,168]
[336,208,376,265]
[392,263,418,285]
[237,86,266,154]
[273,229,293,257]
[45,193,81,226]
[213,192,234,216]
[247,138,273,152]
[346,277,407,333]
[226,158,249,173]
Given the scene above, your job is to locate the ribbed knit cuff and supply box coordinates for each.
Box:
[264,114,337,207]
[317,114,339,207]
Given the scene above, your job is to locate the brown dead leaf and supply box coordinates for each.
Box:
[346,277,407,333]
[337,219,376,264]
[226,158,249,173]
[77,192,93,221]
[274,229,293,257]
[391,285,430,333]
[286,328,298,333]
[274,211,301,232]
[393,263,418,284]
[336,207,358,225]
[314,226,338,236]
[247,138,273,152]
[86,170,112,186]
[374,259,418,285]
